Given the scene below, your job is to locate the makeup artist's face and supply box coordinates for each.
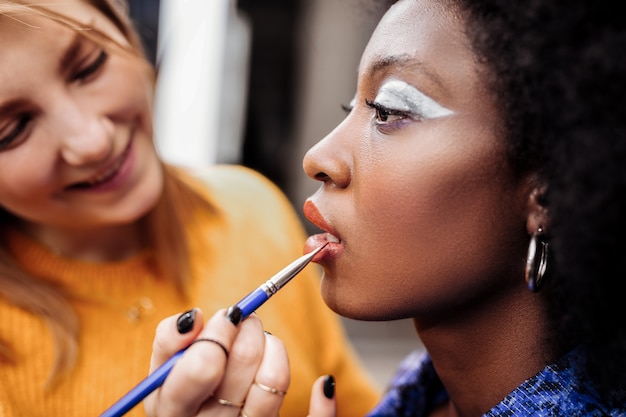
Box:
[303,0,531,321]
[0,0,162,230]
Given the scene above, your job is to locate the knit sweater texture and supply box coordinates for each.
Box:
[0,164,380,417]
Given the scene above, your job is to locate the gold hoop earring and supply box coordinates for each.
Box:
[525,227,549,292]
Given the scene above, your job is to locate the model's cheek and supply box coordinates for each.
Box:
[355,157,486,266]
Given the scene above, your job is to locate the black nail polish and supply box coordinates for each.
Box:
[323,375,335,399]
[226,305,243,326]
[176,309,196,334]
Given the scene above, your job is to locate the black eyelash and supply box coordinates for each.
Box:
[365,98,389,119]
[340,103,352,114]
[364,99,387,113]
[365,98,408,117]
[0,115,31,151]
[73,50,108,81]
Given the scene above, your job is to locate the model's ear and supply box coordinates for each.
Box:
[525,183,549,235]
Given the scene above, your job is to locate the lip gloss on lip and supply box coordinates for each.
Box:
[303,200,343,262]
[303,200,333,233]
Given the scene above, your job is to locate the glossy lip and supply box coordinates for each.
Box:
[64,133,134,193]
[302,199,343,262]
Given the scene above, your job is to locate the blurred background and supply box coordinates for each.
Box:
[129,0,419,389]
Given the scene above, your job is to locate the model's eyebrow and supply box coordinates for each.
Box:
[364,54,445,90]
[59,32,84,72]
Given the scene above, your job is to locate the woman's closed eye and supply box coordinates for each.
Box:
[72,49,108,83]
[0,114,33,151]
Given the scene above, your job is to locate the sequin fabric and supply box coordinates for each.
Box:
[366,347,625,417]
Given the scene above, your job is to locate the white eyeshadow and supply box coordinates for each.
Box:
[377,80,454,119]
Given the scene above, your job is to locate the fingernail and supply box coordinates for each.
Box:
[176,309,196,334]
[323,375,335,399]
[226,305,243,326]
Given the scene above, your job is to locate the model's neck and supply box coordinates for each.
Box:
[415,287,559,417]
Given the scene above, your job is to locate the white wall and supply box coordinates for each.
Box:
[154,0,250,168]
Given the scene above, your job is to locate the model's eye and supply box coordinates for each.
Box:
[73,50,108,82]
[365,99,407,124]
[0,115,33,151]
[370,80,454,124]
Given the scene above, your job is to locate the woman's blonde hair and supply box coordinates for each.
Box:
[0,0,211,386]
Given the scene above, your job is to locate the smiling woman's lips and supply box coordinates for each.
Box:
[65,139,134,192]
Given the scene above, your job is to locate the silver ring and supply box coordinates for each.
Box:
[239,411,249,417]
[216,398,244,408]
[253,381,287,396]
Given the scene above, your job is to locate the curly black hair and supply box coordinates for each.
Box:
[455,0,626,397]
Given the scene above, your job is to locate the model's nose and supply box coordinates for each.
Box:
[303,125,352,189]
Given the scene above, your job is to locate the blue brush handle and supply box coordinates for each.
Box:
[235,287,269,318]
[100,348,185,417]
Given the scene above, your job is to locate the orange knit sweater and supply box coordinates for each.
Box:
[0,165,379,417]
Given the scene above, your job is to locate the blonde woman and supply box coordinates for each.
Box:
[0,1,380,415]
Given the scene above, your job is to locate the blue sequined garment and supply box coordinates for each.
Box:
[366,347,625,417]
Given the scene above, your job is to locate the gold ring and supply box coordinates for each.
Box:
[216,398,244,408]
[253,381,287,396]
[190,338,229,358]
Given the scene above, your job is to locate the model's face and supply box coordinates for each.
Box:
[303,0,532,321]
[0,0,162,230]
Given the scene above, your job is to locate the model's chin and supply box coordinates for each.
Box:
[320,274,402,321]
[319,273,364,320]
